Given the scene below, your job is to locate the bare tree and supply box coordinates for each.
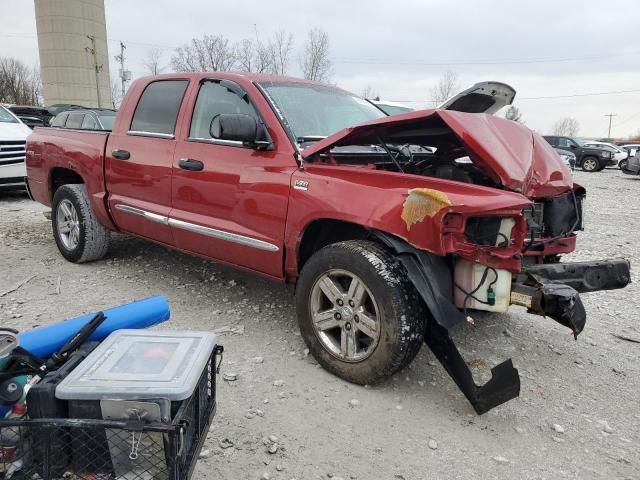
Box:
[429,70,459,105]
[111,80,122,109]
[552,117,580,137]
[0,57,42,105]
[505,105,524,123]
[299,28,331,82]
[143,47,165,75]
[271,29,293,75]
[361,85,378,99]
[171,34,238,72]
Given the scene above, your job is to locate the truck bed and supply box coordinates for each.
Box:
[26,127,115,229]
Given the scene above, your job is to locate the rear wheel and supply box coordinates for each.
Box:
[52,184,111,263]
[295,240,426,385]
[620,159,628,170]
[581,156,600,172]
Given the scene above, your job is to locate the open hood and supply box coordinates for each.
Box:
[438,81,516,114]
[301,109,572,198]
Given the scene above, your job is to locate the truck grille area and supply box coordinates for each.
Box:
[0,140,26,166]
[525,191,584,240]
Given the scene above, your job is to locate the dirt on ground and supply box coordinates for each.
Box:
[1,168,638,480]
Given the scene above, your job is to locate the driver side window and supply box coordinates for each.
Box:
[189,81,260,140]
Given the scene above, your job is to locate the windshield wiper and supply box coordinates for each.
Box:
[297,136,326,144]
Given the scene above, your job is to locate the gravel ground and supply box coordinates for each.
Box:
[1,168,638,480]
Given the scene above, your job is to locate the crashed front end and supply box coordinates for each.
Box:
[301,110,631,413]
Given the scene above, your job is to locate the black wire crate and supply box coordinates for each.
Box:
[0,346,220,480]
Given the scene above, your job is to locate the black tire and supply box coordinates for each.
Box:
[51,184,111,263]
[620,159,628,170]
[581,156,600,172]
[295,240,426,385]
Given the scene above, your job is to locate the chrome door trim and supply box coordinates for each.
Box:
[114,203,279,252]
[168,218,279,252]
[127,131,175,139]
[114,204,169,225]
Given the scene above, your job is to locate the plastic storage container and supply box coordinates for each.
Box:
[56,329,217,401]
[54,330,218,477]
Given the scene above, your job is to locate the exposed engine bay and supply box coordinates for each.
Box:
[304,114,503,189]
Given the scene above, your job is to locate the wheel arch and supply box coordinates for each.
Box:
[50,167,84,200]
[296,218,372,275]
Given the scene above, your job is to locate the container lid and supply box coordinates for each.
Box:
[56,330,217,401]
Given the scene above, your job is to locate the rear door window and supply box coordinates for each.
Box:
[81,114,98,130]
[66,113,84,129]
[130,80,188,136]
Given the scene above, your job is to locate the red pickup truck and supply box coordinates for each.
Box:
[26,74,630,413]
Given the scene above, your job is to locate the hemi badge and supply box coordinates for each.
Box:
[294,180,309,191]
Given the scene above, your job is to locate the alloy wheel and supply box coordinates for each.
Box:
[309,269,381,362]
[56,199,80,250]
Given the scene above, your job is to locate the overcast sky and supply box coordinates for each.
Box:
[2,0,639,137]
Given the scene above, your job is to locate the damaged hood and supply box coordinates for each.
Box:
[301,109,573,198]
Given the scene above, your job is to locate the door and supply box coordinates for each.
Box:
[170,79,297,277]
[105,79,188,245]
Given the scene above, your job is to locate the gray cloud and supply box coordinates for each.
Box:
[1,0,639,136]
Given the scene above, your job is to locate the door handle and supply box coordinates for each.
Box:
[178,158,204,171]
[112,149,130,160]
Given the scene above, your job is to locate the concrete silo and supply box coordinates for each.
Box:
[34,0,112,108]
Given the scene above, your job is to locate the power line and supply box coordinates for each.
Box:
[2,31,640,67]
[390,88,640,104]
[333,50,640,66]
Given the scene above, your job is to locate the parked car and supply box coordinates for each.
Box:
[370,100,414,115]
[6,105,54,129]
[25,73,630,413]
[581,141,627,163]
[543,135,616,172]
[622,154,640,176]
[0,105,31,191]
[438,81,516,113]
[556,148,576,170]
[50,109,116,131]
[618,144,640,170]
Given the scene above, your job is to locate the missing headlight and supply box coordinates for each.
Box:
[465,217,514,247]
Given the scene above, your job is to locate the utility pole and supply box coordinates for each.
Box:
[605,113,617,139]
[85,35,102,108]
[114,42,127,99]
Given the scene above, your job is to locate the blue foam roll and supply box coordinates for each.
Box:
[19,295,170,359]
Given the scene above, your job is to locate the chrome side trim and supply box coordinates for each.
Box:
[168,218,279,252]
[114,204,169,225]
[127,131,175,139]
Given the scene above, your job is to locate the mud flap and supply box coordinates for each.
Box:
[373,232,520,414]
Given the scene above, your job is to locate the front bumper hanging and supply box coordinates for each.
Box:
[376,232,631,414]
[512,258,631,338]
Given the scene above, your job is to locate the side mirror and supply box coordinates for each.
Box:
[569,144,577,149]
[210,113,258,144]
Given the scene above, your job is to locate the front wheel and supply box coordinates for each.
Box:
[581,156,600,172]
[295,240,426,385]
[52,184,111,263]
[620,159,628,170]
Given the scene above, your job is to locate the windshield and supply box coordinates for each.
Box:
[259,81,385,141]
[0,106,18,123]
[98,114,115,130]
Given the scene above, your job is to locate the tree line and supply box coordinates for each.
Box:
[0,57,42,105]
[168,28,331,82]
